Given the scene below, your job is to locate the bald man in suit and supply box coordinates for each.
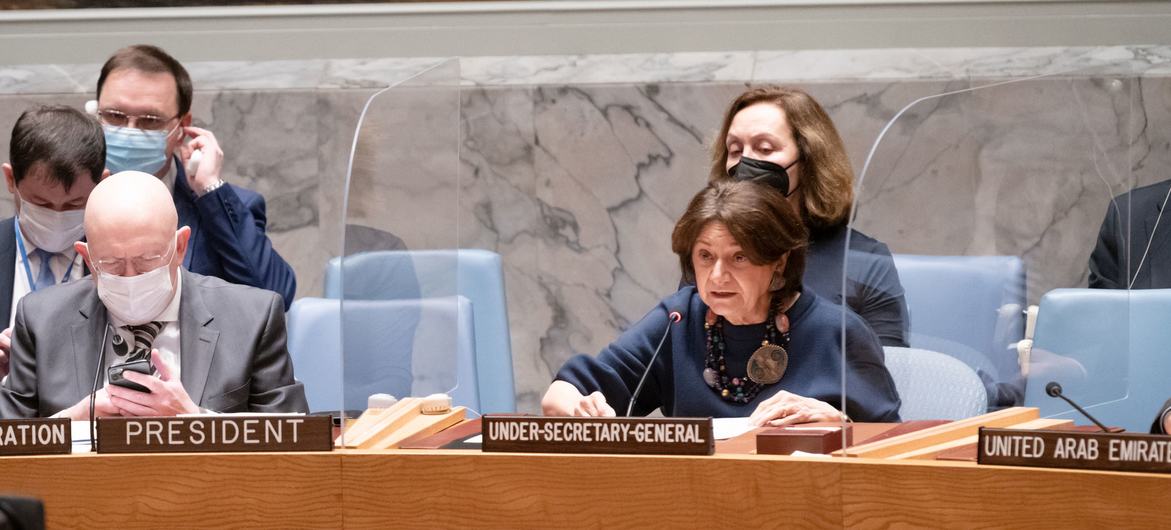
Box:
[0,171,306,419]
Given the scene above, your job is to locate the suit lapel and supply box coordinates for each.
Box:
[70,286,107,400]
[1142,184,1171,288]
[0,217,16,327]
[173,157,200,270]
[178,270,219,406]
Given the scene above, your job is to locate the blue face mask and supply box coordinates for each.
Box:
[103,124,172,175]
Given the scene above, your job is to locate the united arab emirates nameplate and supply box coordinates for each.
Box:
[97,416,333,454]
[979,427,1171,474]
[0,419,70,456]
[481,415,714,455]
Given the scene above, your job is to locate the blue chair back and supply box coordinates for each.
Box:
[286,296,478,413]
[324,249,515,413]
[892,254,1026,406]
[1024,288,1171,432]
[883,346,988,420]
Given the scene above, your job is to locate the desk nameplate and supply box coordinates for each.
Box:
[0,418,70,456]
[482,415,713,456]
[979,427,1171,474]
[97,416,332,454]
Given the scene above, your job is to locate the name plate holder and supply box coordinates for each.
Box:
[978,427,1171,474]
[481,415,714,456]
[97,416,333,454]
[0,419,70,456]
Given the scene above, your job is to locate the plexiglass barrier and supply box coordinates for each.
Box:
[332,58,465,437]
[844,63,1160,432]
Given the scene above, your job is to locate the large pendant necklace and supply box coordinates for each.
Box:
[702,301,791,404]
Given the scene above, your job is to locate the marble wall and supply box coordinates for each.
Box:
[1,47,1170,412]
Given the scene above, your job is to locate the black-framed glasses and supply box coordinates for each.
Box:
[96,108,180,132]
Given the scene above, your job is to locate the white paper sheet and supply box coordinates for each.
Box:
[712,417,755,440]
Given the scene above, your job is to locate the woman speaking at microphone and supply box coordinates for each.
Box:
[542,180,900,425]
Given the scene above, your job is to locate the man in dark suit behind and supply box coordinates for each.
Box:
[94,44,296,309]
[1089,180,1171,289]
[0,171,306,419]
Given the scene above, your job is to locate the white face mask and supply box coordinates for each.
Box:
[96,243,178,326]
[17,197,86,253]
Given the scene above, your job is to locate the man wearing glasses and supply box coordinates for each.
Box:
[93,44,296,310]
[0,171,307,419]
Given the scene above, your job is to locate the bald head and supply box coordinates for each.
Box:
[86,170,176,239]
[79,170,188,278]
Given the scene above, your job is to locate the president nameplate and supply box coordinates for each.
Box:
[979,427,1171,474]
[0,419,70,456]
[482,416,714,456]
[97,416,333,454]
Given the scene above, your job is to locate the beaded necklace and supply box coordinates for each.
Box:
[702,300,792,404]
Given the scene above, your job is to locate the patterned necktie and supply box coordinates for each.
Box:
[112,321,165,363]
[29,248,56,291]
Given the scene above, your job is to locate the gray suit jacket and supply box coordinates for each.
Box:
[0,269,307,418]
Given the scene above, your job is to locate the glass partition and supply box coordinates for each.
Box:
[844,63,1150,433]
[335,58,464,438]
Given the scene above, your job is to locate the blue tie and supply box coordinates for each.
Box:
[30,248,57,291]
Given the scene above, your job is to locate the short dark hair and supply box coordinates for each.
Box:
[9,105,106,191]
[97,44,193,116]
[672,179,807,302]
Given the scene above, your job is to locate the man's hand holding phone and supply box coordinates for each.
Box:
[106,349,200,416]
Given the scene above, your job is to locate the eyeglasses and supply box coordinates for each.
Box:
[91,243,176,277]
[96,108,180,132]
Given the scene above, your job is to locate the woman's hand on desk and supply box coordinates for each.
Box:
[749,390,844,427]
[542,380,616,417]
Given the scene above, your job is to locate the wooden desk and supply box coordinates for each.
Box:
[0,449,1167,528]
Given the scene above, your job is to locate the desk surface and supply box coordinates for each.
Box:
[1,447,1168,528]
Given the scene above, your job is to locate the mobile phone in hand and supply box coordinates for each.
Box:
[108,359,154,393]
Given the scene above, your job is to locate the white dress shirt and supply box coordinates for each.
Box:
[9,228,86,328]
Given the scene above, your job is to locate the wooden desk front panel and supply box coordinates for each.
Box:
[840,458,1170,528]
[0,450,1168,528]
[0,452,342,529]
[343,451,843,528]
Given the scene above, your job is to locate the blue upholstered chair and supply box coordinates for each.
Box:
[891,254,1027,407]
[286,296,478,413]
[1023,288,1171,433]
[324,249,516,413]
[883,346,988,420]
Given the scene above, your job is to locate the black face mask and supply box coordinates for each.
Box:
[728,156,797,197]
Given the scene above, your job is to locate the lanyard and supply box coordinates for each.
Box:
[14,217,78,293]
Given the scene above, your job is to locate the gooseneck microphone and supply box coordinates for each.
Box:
[88,324,110,451]
[1045,381,1112,433]
[626,310,683,417]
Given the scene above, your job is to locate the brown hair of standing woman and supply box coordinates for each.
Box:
[710,86,855,233]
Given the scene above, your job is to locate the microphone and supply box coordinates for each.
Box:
[1045,381,1114,433]
[89,324,110,451]
[626,310,683,417]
